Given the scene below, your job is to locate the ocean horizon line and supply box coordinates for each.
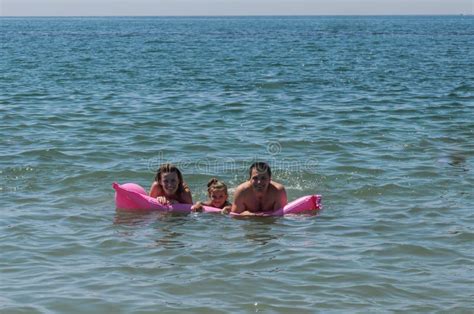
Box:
[1,14,472,18]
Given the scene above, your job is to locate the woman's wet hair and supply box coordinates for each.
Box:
[154,163,185,194]
[248,162,271,179]
[207,178,228,195]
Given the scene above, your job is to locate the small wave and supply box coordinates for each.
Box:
[447,229,474,242]
[0,299,42,313]
[144,39,172,45]
[18,148,71,159]
[351,183,411,198]
[452,83,473,93]
[143,48,163,53]
[367,243,460,258]
[255,81,287,89]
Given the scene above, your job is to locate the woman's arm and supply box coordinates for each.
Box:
[149,181,162,198]
[181,187,193,204]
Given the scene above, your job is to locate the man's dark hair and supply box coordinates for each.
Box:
[248,162,271,179]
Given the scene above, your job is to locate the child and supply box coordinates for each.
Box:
[191,178,232,213]
[149,163,193,205]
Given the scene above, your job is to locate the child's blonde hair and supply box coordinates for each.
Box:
[207,178,228,196]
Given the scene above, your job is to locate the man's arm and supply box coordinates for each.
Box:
[231,185,246,214]
[273,184,287,211]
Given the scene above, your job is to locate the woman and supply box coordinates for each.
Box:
[149,163,193,205]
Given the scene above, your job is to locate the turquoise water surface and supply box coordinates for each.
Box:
[1,16,473,312]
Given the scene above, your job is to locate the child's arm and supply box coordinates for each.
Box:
[221,205,232,214]
[220,201,232,214]
[191,201,204,212]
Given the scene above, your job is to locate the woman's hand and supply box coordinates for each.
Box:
[156,196,169,205]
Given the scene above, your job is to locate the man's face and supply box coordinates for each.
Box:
[250,168,270,193]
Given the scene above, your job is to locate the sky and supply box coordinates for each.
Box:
[1,0,473,16]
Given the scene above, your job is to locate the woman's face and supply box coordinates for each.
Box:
[160,172,179,196]
[209,189,227,208]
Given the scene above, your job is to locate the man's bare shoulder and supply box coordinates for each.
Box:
[235,181,252,194]
[270,181,286,191]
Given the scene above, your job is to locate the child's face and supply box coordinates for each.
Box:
[160,172,179,196]
[209,189,227,208]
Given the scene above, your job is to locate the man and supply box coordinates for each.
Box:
[231,162,287,214]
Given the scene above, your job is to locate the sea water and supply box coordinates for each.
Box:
[1,16,473,313]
